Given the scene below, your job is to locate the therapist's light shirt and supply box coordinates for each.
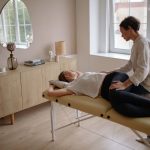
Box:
[117,35,150,92]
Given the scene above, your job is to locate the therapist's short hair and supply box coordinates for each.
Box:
[120,16,140,32]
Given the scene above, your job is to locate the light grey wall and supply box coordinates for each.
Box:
[0,0,76,67]
[76,0,90,72]
[76,0,128,72]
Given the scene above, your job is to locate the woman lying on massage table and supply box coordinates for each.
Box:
[47,70,150,143]
[47,70,150,118]
[48,71,106,98]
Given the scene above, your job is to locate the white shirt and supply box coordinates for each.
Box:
[67,72,106,98]
[117,35,150,92]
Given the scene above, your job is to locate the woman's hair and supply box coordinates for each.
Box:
[119,16,140,32]
[58,71,69,82]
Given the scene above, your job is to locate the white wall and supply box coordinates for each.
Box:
[76,0,128,72]
[0,0,76,67]
[0,0,128,71]
[76,0,90,72]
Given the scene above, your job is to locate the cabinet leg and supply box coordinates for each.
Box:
[10,114,15,125]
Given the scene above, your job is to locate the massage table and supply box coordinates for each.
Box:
[42,90,150,147]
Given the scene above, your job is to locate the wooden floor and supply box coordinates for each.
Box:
[0,102,149,150]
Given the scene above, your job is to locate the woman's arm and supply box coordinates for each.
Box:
[47,84,74,97]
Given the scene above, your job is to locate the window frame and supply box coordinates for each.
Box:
[109,0,150,55]
[0,0,33,49]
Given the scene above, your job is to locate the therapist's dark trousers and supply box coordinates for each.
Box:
[101,72,150,117]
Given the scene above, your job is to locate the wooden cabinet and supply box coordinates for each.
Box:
[21,68,44,109]
[42,62,60,90]
[0,72,22,118]
[0,55,77,119]
[21,62,60,109]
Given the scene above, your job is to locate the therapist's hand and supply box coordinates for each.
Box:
[109,81,126,90]
[109,79,132,90]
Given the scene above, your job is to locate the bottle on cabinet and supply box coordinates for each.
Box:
[7,42,18,70]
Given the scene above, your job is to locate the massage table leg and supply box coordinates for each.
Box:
[131,129,150,147]
[49,101,96,142]
[50,101,55,141]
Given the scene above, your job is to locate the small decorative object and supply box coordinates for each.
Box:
[7,42,18,70]
[48,50,55,62]
[55,41,66,62]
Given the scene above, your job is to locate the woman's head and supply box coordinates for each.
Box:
[119,16,140,41]
[58,70,78,82]
[120,16,140,31]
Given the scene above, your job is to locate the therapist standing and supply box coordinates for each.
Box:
[100,16,150,143]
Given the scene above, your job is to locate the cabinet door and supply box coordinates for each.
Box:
[21,68,43,109]
[0,73,22,118]
[42,63,60,89]
[59,56,77,72]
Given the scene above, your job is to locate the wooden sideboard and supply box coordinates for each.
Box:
[0,55,77,124]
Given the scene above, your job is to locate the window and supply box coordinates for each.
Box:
[110,0,148,54]
[90,0,150,55]
[0,0,33,49]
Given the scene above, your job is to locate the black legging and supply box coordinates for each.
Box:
[101,72,150,117]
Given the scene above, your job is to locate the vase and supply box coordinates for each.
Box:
[7,53,18,70]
